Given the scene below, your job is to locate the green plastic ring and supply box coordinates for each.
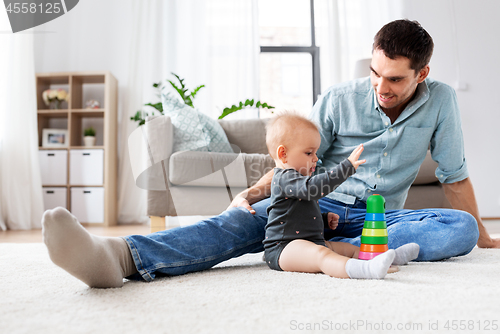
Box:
[361,235,388,245]
[363,221,387,229]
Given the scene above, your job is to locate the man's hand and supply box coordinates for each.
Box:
[347,144,367,170]
[327,212,340,230]
[227,193,256,214]
[226,169,274,215]
[477,236,500,249]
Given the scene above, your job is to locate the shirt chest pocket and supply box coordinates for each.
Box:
[398,127,434,163]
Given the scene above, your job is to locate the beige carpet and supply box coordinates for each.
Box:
[1,243,500,334]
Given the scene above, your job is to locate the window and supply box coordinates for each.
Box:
[258,0,320,118]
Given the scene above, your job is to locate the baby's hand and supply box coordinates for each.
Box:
[328,212,339,230]
[348,144,366,170]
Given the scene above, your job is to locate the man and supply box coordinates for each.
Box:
[42,20,499,288]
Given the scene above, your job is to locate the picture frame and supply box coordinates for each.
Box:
[42,128,69,148]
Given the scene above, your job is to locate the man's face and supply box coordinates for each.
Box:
[370,49,429,115]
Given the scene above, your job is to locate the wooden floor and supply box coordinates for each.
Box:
[1,219,499,243]
[0,224,151,243]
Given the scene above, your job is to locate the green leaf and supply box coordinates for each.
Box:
[261,103,274,109]
[84,126,96,136]
[145,102,163,113]
[190,84,205,100]
[218,100,275,119]
[130,110,147,127]
[130,110,141,121]
[168,73,205,108]
[218,105,243,119]
[167,80,185,100]
[171,73,185,89]
[185,96,194,107]
[131,73,207,125]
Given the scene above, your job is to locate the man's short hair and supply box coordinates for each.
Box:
[266,111,318,159]
[373,19,434,72]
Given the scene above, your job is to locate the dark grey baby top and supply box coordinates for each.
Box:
[264,159,356,249]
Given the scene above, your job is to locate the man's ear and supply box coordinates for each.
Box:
[417,65,430,83]
[277,145,287,163]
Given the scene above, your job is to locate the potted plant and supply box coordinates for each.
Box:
[130,73,274,126]
[83,127,96,147]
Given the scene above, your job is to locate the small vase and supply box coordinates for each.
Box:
[50,100,61,109]
[83,136,96,147]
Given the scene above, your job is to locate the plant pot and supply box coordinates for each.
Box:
[83,136,96,147]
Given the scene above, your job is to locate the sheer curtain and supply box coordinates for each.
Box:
[117,0,259,223]
[315,0,403,89]
[0,12,44,230]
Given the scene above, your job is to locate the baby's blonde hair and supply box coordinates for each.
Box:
[266,111,319,159]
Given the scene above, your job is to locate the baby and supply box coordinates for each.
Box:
[264,111,419,279]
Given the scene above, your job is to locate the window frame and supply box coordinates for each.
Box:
[259,0,321,105]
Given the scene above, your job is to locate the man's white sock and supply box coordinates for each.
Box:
[345,249,395,279]
[393,243,420,265]
[42,207,137,288]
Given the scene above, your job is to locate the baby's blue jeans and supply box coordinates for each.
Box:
[123,197,479,281]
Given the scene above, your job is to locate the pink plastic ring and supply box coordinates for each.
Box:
[358,251,385,260]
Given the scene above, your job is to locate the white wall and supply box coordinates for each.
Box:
[33,0,500,217]
[34,0,134,149]
[400,0,500,217]
[34,0,133,85]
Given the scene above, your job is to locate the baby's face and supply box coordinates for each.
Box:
[284,127,321,176]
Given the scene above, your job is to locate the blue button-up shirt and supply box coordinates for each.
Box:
[309,77,468,210]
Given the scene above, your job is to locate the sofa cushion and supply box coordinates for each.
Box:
[162,93,233,153]
[218,118,269,154]
[169,150,275,187]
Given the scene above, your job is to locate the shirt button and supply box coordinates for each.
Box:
[440,174,444,178]
[389,128,394,132]
[377,174,381,178]
[385,122,389,126]
[384,152,388,156]
[367,190,371,193]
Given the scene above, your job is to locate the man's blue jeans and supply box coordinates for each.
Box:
[123,197,479,281]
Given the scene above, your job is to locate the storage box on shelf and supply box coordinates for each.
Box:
[39,150,68,185]
[42,187,67,210]
[71,187,105,223]
[69,149,104,185]
[36,71,118,226]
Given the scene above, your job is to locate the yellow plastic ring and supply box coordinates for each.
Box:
[361,228,388,237]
